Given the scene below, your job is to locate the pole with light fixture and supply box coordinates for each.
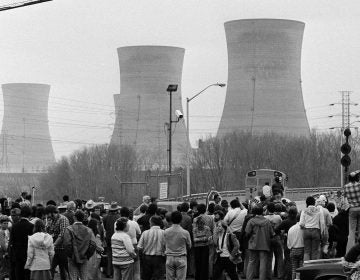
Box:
[186,83,226,197]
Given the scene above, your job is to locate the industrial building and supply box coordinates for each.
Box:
[0,83,55,172]
[217,19,310,138]
[110,46,188,168]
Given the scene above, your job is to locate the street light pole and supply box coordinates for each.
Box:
[186,83,226,197]
[167,85,178,193]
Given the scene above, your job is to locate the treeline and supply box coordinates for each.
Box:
[39,130,360,202]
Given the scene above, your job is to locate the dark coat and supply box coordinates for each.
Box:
[9,218,34,262]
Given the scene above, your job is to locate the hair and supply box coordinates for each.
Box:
[327,202,336,213]
[267,202,275,213]
[139,204,148,214]
[180,202,190,213]
[214,194,220,200]
[253,205,264,215]
[214,210,225,220]
[214,205,224,212]
[35,205,45,219]
[288,206,298,219]
[25,194,31,201]
[207,203,215,215]
[147,204,158,216]
[45,205,58,215]
[171,211,182,224]
[197,203,206,215]
[88,219,99,236]
[11,202,21,210]
[306,196,316,207]
[46,200,56,206]
[74,210,85,222]
[63,195,69,202]
[67,201,76,211]
[150,215,163,227]
[265,182,269,185]
[74,199,83,209]
[177,204,181,211]
[220,199,229,208]
[230,199,241,209]
[90,212,101,221]
[34,219,45,233]
[274,203,282,213]
[20,205,32,218]
[120,206,130,218]
[190,200,198,209]
[115,217,128,231]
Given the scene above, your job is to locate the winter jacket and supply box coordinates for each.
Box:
[245,215,274,251]
[25,232,54,271]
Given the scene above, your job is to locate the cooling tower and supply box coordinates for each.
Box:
[110,46,188,168]
[217,19,310,137]
[0,83,55,172]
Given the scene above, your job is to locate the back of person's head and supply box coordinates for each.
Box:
[21,205,32,218]
[63,195,69,202]
[207,203,215,214]
[327,202,336,213]
[288,206,298,219]
[11,202,21,209]
[171,211,182,224]
[45,205,58,215]
[150,215,163,227]
[180,202,189,213]
[147,203,158,215]
[306,196,316,207]
[35,205,45,219]
[253,205,264,216]
[220,199,229,209]
[274,203,283,213]
[267,202,275,213]
[230,199,241,209]
[46,200,56,206]
[90,212,100,221]
[115,217,128,231]
[88,219,98,236]
[120,206,130,218]
[34,219,45,233]
[74,209,85,222]
[190,199,198,209]
[214,205,224,212]
[139,204,148,214]
[197,203,206,215]
[67,201,76,211]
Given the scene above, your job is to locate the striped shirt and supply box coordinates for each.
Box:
[111,231,135,265]
[137,226,165,256]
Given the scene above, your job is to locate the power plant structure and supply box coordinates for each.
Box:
[217,19,310,138]
[110,46,188,169]
[0,83,55,173]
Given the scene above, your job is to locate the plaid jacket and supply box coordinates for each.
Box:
[344,182,360,208]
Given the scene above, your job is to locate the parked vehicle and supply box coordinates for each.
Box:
[295,258,346,280]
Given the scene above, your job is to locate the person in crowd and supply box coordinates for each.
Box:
[276,206,298,280]
[102,202,120,278]
[9,205,34,280]
[134,195,151,216]
[265,202,284,279]
[25,220,54,280]
[0,215,10,280]
[164,211,192,280]
[224,199,247,240]
[344,172,360,252]
[287,215,304,280]
[10,207,21,226]
[112,217,136,280]
[327,202,338,219]
[193,215,212,280]
[341,237,360,280]
[137,216,166,280]
[120,206,141,280]
[30,205,45,225]
[188,200,198,219]
[179,202,194,278]
[329,203,349,258]
[62,195,70,206]
[245,204,274,280]
[134,204,148,222]
[63,201,76,225]
[262,182,272,199]
[316,195,332,256]
[272,177,284,197]
[45,204,70,280]
[87,218,104,280]
[213,194,222,205]
[137,203,160,233]
[63,210,96,280]
[299,196,325,261]
[214,210,225,227]
[220,200,229,214]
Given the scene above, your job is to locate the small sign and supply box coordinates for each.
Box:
[159,182,168,199]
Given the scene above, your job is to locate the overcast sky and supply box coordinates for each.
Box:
[0,0,360,159]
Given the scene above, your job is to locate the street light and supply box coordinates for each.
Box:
[186,83,226,197]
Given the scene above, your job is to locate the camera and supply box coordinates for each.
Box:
[175,110,183,119]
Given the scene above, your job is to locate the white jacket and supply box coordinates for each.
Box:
[25,232,54,271]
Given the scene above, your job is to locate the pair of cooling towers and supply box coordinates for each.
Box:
[0,19,310,173]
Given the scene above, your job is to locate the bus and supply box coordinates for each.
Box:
[245,169,287,200]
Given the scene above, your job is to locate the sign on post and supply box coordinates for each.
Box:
[159,182,168,199]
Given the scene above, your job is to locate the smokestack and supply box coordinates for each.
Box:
[0,83,55,172]
[217,19,310,137]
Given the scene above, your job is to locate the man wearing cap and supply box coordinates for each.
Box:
[103,202,120,278]
[45,205,70,280]
[344,172,360,252]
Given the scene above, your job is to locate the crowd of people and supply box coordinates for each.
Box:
[1,172,360,280]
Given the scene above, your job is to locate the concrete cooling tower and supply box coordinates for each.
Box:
[0,83,55,172]
[217,19,310,137]
[110,46,188,168]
